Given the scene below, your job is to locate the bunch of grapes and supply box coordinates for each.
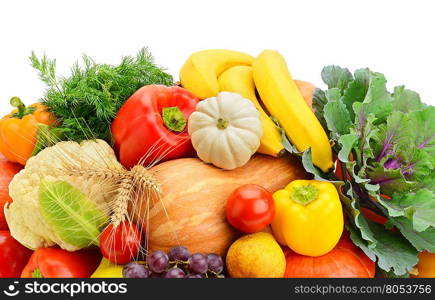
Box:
[122,246,225,278]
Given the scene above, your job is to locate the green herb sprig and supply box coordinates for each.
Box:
[30,48,173,142]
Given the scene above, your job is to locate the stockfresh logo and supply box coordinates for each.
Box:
[3,281,20,297]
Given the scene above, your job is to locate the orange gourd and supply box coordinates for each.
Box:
[412,252,435,278]
[284,231,375,278]
[133,154,310,256]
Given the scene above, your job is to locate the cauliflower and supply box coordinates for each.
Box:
[4,139,123,251]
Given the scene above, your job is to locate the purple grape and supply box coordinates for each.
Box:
[186,273,203,278]
[206,253,224,274]
[164,268,185,278]
[168,246,190,261]
[188,253,208,274]
[147,250,169,273]
[122,262,150,278]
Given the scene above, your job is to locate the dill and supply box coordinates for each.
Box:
[30,48,174,142]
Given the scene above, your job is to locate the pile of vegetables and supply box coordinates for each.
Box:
[0,46,433,279]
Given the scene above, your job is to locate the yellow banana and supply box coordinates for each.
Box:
[252,50,333,172]
[218,66,285,157]
[180,49,254,99]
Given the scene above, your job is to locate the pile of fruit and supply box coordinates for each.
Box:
[0,48,433,278]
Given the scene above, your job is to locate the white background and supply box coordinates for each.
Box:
[0,0,434,114]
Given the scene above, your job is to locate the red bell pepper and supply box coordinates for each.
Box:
[0,230,32,277]
[21,248,101,278]
[112,85,200,168]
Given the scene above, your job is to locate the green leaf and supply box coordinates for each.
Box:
[353,72,393,124]
[380,189,435,232]
[341,68,370,120]
[353,113,379,173]
[408,107,435,165]
[376,267,410,278]
[324,98,352,139]
[301,149,330,180]
[388,217,435,252]
[338,182,417,276]
[392,86,425,113]
[337,133,358,162]
[348,222,418,276]
[321,65,353,90]
[38,180,108,248]
[312,88,328,131]
[336,182,376,244]
[366,162,415,195]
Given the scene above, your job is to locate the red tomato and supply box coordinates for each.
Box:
[225,184,275,233]
[100,222,142,264]
[0,230,32,277]
[0,155,22,230]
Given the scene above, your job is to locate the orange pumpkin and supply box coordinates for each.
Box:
[0,98,56,165]
[412,252,435,278]
[284,231,375,278]
[133,154,310,256]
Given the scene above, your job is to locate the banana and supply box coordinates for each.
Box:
[218,66,285,157]
[180,50,254,99]
[252,50,333,172]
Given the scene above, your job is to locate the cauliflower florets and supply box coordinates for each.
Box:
[4,139,123,251]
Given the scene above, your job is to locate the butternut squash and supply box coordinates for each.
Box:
[132,154,310,256]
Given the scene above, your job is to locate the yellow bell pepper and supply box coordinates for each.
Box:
[271,180,343,257]
[91,258,124,278]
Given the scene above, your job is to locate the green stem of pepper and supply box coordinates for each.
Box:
[10,97,36,119]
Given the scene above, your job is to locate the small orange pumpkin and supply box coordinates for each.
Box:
[284,231,375,278]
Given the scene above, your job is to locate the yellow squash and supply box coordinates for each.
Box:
[271,180,343,257]
[218,66,285,157]
[180,49,254,99]
[252,50,333,172]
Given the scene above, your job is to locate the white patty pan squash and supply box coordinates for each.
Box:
[188,92,262,170]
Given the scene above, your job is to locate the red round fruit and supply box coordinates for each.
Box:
[0,230,33,277]
[0,155,22,230]
[100,222,142,264]
[225,184,275,233]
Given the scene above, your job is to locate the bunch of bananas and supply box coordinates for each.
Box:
[179,49,333,172]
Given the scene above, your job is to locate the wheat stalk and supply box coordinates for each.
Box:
[61,163,161,229]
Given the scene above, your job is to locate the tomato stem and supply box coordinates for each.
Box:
[32,268,44,278]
